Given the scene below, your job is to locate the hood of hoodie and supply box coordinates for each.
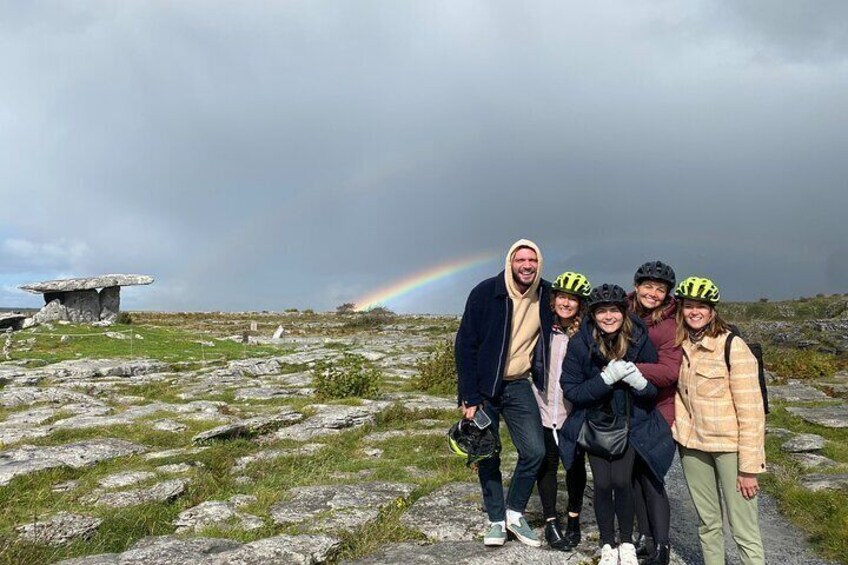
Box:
[504,239,543,299]
[627,291,677,326]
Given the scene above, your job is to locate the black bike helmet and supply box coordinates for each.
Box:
[634,260,676,289]
[586,283,628,311]
[447,419,501,467]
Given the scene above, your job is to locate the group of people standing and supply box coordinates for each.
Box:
[455,239,766,565]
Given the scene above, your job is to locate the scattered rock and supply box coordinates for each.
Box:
[206,534,341,565]
[55,535,240,565]
[97,471,156,489]
[229,494,257,508]
[362,447,383,458]
[766,426,794,439]
[143,447,209,461]
[192,410,302,443]
[55,534,341,565]
[400,482,483,541]
[781,433,827,453]
[85,479,188,508]
[156,462,199,474]
[786,406,848,428]
[270,481,415,532]
[342,541,593,564]
[265,402,389,442]
[16,512,102,545]
[790,453,840,470]
[0,439,146,486]
[769,383,832,402]
[174,500,264,533]
[152,419,187,433]
[799,473,848,492]
[231,444,325,474]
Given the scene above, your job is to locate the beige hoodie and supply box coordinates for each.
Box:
[503,239,543,380]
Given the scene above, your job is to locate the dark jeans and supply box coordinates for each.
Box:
[537,426,586,519]
[589,445,637,546]
[477,378,546,522]
[633,454,671,545]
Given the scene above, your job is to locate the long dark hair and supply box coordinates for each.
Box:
[591,304,634,361]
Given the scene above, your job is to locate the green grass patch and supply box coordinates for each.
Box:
[8,324,283,365]
[761,404,848,564]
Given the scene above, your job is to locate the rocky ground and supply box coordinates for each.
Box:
[0,313,846,564]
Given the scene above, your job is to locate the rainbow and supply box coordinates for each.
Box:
[354,251,496,311]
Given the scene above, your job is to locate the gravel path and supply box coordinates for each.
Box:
[665,456,839,565]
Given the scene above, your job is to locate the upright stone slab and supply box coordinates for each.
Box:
[62,290,101,323]
[99,286,120,321]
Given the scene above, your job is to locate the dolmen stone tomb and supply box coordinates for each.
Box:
[19,274,154,326]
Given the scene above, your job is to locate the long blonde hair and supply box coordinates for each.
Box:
[592,306,634,361]
[550,291,584,337]
[674,303,730,346]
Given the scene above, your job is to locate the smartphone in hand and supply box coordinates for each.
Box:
[472,409,492,430]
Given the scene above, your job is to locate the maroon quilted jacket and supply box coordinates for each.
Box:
[628,293,682,427]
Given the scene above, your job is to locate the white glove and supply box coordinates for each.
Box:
[622,366,648,391]
[600,360,631,386]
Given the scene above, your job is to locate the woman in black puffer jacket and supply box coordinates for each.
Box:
[557,284,675,565]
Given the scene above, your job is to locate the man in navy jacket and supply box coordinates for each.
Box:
[455,239,553,548]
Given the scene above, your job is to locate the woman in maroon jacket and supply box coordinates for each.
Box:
[627,261,682,565]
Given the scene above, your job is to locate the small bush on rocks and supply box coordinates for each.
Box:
[416,340,457,395]
[312,353,381,399]
[765,348,839,381]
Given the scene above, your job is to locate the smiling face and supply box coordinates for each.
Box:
[593,304,624,334]
[681,299,715,331]
[511,247,538,291]
[553,292,580,324]
[635,279,669,311]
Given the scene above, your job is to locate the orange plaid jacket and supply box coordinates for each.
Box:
[672,331,766,474]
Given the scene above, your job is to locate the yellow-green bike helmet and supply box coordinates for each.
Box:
[447,419,501,468]
[674,276,720,304]
[552,271,592,297]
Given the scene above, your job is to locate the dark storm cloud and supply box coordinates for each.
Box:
[0,2,846,313]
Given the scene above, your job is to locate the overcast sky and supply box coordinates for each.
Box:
[1,1,846,314]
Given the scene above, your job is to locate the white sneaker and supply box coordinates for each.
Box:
[599,543,619,565]
[618,542,638,565]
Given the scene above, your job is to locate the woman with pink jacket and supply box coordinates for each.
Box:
[531,271,591,551]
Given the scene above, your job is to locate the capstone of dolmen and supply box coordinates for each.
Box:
[19,274,153,326]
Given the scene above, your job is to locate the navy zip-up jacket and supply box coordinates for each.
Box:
[557,314,676,481]
[455,271,553,407]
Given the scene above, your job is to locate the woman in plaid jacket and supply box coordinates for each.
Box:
[672,277,766,565]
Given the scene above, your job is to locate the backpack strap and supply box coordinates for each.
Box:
[724,332,736,372]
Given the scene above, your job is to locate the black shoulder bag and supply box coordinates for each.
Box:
[577,393,630,458]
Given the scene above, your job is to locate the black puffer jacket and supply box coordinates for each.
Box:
[557,314,675,481]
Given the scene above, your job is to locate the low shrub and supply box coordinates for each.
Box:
[342,307,396,331]
[115,312,133,325]
[416,340,457,395]
[765,348,839,381]
[312,353,381,399]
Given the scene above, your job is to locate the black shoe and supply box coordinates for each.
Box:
[642,543,670,565]
[544,519,570,551]
[634,533,653,557]
[564,515,581,548]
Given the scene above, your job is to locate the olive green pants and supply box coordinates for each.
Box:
[679,446,764,565]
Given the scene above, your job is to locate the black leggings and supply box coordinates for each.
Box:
[633,455,670,545]
[536,427,587,519]
[589,445,637,546]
